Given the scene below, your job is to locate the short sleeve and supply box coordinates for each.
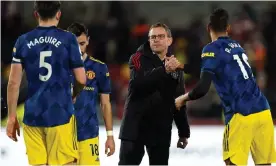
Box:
[12,38,22,64]
[69,34,84,69]
[97,64,111,94]
[201,44,219,74]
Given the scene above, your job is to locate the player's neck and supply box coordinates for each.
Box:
[38,19,58,27]
[211,32,228,42]
[82,53,88,61]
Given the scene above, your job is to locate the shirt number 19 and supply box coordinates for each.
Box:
[233,53,252,79]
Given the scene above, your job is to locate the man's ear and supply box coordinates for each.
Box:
[226,24,231,34]
[87,36,90,45]
[34,11,39,20]
[207,23,211,33]
[56,11,61,21]
[168,37,173,46]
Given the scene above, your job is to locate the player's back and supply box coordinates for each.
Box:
[13,26,83,127]
[202,37,270,123]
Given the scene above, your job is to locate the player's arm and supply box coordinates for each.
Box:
[175,45,218,109]
[72,74,85,99]
[98,64,113,133]
[178,63,199,74]
[7,63,23,118]
[129,52,169,94]
[173,71,190,139]
[100,94,113,134]
[189,71,213,100]
[177,71,212,103]
[100,93,115,156]
[69,35,86,98]
[6,38,22,141]
[7,39,23,118]
[98,64,115,156]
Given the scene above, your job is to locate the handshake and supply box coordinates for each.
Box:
[164,55,183,73]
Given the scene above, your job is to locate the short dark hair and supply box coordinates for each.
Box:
[209,8,229,32]
[67,22,88,37]
[149,22,172,37]
[34,1,61,21]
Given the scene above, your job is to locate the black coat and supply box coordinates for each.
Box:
[119,42,190,146]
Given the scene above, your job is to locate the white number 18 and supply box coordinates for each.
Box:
[233,53,251,79]
[39,51,52,82]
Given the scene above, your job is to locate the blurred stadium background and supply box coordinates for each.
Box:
[1,1,276,165]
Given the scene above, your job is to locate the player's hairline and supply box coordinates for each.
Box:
[67,22,88,37]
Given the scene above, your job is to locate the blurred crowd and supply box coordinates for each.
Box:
[1,1,276,124]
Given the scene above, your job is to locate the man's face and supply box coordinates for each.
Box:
[77,33,89,55]
[148,27,172,54]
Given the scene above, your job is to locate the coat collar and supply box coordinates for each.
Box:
[136,41,163,67]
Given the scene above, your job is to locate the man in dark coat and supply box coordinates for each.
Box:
[119,23,190,165]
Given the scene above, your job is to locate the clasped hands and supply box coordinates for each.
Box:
[164,55,181,73]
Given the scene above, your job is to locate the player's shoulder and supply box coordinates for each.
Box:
[13,32,30,50]
[57,28,73,36]
[203,42,220,51]
[201,42,219,58]
[17,28,36,41]
[21,27,75,40]
[88,56,106,66]
[56,28,77,39]
[87,57,109,75]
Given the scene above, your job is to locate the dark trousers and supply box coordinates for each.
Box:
[118,139,170,165]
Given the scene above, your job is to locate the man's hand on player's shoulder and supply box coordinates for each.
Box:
[177,137,188,149]
[6,115,20,142]
[105,136,115,157]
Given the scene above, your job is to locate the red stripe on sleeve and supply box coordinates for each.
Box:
[132,52,142,70]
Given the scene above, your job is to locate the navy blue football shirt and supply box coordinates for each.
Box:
[201,36,270,124]
[73,56,111,141]
[12,26,84,127]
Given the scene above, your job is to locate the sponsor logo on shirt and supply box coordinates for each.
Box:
[201,52,215,58]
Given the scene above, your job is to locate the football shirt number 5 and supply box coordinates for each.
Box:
[39,51,52,82]
[233,53,251,79]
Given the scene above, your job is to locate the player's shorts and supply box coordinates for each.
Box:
[223,109,276,165]
[78,136,100,165]
[23,115,78,165]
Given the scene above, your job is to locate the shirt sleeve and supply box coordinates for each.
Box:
[188,71,213,100]
[69,34,84,69]
[201,44,219,74]
[97,64,111,94]
[12,37,23,64]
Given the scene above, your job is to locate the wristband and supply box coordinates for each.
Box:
[107,130,113,136]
